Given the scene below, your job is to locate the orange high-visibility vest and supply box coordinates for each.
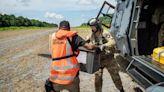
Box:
[49,29,80,85]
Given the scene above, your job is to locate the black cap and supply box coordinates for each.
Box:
[59,20,70,30]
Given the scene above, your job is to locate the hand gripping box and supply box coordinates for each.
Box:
[77,47,100,74]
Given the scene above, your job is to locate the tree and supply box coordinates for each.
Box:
[99,14,113,27]
[0,13,58,27]
[80,23,88,27]
[9,15,16,26]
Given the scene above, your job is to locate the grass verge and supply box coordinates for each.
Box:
[72,26,91,38]
[0,26,56,31]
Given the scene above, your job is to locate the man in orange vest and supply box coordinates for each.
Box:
[45,20,98,92]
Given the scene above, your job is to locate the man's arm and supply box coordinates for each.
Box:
[103,32,116,48]
[101,32,116,53]
[72,35,97,50]
[83,43,97,50]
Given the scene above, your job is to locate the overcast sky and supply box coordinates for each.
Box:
[0,0,117,26]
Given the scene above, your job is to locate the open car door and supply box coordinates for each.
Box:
[97,0,140,57]
[96,1,115,28]
[97,0,164,89]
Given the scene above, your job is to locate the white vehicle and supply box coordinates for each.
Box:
[96,0,164,90]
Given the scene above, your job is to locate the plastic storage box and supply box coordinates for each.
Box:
[77,47,100,74]
[152,47,164,64]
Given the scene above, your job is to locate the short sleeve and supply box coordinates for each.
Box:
[72,35,86,50]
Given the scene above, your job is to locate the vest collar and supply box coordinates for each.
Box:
[56,29,77,39]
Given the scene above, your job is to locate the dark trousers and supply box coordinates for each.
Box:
[95,53,124,92]
[52,76,80,92]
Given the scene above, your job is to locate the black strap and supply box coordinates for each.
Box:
[67,37,75,52]
[52,54,75,61]
[67,37,78,56]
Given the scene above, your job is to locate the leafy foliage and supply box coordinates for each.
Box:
[99,14,113,27]
[0,14,58,27]
[80,23,88,27]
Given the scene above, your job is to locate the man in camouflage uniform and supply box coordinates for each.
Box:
[87,18,124,92]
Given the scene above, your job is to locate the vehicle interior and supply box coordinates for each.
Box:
[138,0,164,55]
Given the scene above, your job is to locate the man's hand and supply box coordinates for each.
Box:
[98,44,116,54]
[83,43,97,50]
[98,44,106,51]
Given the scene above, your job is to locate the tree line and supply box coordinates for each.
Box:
[0,14,58,27]
[99,14,112,26]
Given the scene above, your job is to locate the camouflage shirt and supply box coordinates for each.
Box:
[86,31,116,54]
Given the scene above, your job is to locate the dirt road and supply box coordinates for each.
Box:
[0,29,144,92]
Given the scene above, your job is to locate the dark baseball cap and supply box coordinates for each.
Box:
[59,20,70,30]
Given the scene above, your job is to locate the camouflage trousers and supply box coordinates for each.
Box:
[94,53,123,92]
[52,76,80,92]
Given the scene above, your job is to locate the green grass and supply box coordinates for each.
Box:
[72,26,110,38]
[73,25,90,30]
[0,26,56,31]
[74,25,89,28]
[74,25,109,30]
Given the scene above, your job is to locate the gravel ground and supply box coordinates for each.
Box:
[0,29,145,92]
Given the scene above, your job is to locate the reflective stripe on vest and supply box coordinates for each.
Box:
[66,39,71,65]
[50,76,75,80]
[53,63,79,70]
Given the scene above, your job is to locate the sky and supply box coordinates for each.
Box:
[0,0,117,27]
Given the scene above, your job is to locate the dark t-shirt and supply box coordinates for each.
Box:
[71,34,86,50]
[71,35,86,76]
